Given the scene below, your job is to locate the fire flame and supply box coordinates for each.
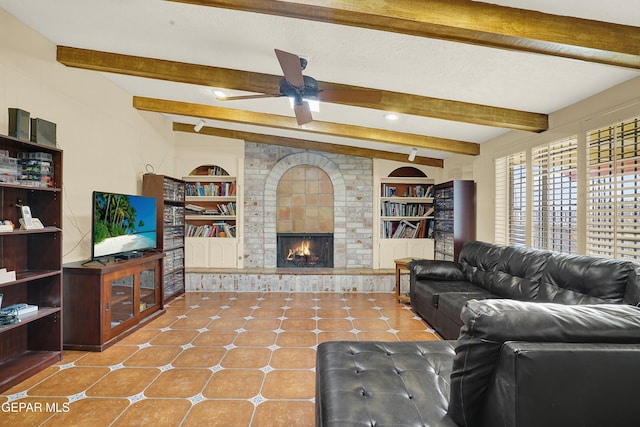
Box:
[287,240,311,260]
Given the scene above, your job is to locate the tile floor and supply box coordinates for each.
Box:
[0,292,439,427]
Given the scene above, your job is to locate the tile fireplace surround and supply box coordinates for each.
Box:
[186,142,398,294]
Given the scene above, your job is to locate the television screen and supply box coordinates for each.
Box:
[92,191,157,259]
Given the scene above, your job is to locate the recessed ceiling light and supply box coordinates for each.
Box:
[213,89,227,98]
[384,113,400,121]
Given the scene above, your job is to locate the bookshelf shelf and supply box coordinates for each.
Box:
[374,164,436,269]
[379,176,434,239]
[183,171,237,239]
[0,133,63,393]
[183,164,240,268]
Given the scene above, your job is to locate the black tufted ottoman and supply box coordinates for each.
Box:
[315,341,458,427]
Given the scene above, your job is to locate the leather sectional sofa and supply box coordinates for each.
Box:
[315,241,640,426]
[410,240,640,339]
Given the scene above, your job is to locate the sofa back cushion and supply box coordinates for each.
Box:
[537,253,636,304]
[624,266,640,307]
[458,241,504,291]
[492,246,552,300]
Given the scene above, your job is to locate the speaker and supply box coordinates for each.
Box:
[30,118,57,147]
[8,108,30,141]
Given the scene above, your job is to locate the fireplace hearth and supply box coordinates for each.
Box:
[277,233,334,268]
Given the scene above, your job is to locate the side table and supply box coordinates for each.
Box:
[394,257,421,303]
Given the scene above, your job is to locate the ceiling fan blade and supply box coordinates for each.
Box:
[294,101,313,125]
[275,48,305,88]
[217,94,283,101]
[317,89,383,104]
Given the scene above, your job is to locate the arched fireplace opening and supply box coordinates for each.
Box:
[276,165,334,268]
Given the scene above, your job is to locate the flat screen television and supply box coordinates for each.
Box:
[91,191,157,259]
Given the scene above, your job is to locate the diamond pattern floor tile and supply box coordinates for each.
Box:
[1,292,438,426]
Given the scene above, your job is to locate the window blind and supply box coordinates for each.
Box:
[495,156,507,245]
[509,152,527,246]
[495,152,527,246]
[587,117,640,260]
[532,136,578,253]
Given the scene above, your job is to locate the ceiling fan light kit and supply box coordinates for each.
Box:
[219,48,382,127]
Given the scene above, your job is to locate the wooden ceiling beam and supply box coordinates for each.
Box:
[168,0,640,70]
[57,46,548,132]
[133,96,480,156]
[172,123,444,167]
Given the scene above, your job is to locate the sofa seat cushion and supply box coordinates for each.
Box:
[316,341,458,427]
[413,280,486,309]
[437,291,496,327]
[538,253,637,304]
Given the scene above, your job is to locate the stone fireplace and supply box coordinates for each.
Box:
[243,144,374,270]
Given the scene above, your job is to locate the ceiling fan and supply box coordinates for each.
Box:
[217,49,382,125]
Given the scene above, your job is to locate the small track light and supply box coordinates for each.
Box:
[408,148,418,162]
[194,119,206,132]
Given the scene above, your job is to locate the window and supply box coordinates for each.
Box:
[531,136,578,252]
[495,151,526,246]
[587,117,640,260]
[495,114,640,261]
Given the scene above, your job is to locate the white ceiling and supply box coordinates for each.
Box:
[1,0,639,161]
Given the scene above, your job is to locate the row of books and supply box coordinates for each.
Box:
[205,166,229,176]
[186,222,236,238]
[382,184,433,198]
[186,181,236,197]
[381,202,435,217]
[381,219,434,239]
[186,202,236,216]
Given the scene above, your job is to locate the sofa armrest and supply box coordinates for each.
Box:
[483,342,640,427]
[409,259,465,281]
[448,299,640,427]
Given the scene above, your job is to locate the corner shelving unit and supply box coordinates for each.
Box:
[183,165,239,268]
[142,173,185,302]
[0,133,63,393]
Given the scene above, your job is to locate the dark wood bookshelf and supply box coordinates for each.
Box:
[142,174,186,302]
[433,180,476,261]
[0,133,63,393]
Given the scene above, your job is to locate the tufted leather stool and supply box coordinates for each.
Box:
[316,341,458,427]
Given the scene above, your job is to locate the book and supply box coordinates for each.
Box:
[0,268,16,284]
[0,303,38,316]
[185,203,206,212]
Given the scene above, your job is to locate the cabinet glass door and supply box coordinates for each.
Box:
[110,275,135,327]
[139,268,157,312]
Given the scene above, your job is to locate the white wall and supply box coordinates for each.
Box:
[0,10,177,262]
[444,75,640,243]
